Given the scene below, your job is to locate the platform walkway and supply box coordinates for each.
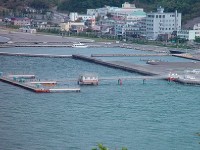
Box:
[0,77,80,93]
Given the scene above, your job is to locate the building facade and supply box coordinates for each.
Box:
[146,7,181,40]
[177,30,195,40]
[177,30,200,40]
[11,17,31,26]
[69,12,79,22]
[193,23,200,30]
[60,22,85,31]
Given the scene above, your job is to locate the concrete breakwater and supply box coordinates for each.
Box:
[172,54,200,61]
[72,54,157,76]
[72,55,200,85]
[91,53,170,57]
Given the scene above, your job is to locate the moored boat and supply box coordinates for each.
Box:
[72,43,88,48]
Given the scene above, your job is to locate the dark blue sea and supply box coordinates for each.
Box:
[0,47,200,150]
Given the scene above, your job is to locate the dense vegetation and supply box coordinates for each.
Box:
[0,0,58,10]
[57,0,200,23]
[0,0,200,23]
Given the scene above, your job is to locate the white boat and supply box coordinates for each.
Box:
[72,43,88,48]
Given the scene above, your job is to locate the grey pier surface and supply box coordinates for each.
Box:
[73,54,200,85]
[91,53,169,57]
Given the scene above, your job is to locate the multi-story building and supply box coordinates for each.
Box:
[109,2,144,19]
[60,22,85,32]
[69,12,95,22]
[11,17,31,26]
[177,30,195,40]
[87,9,98,17]
[146,6,181,40]
[193,23,200,30]
[115,21,145,38]
[69,12,79,22]
[78,14,95,21]
[177,30,200,40]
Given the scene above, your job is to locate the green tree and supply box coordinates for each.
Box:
[195,37,200,43]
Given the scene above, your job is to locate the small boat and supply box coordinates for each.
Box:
[72,43,88,48]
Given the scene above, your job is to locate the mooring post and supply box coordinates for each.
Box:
[118,79,122,85]
[143,79,146,84]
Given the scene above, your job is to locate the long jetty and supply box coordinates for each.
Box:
[72,54,158,76]
[0,52,72,58]
[91,53,170,57]
[172,54,200,61]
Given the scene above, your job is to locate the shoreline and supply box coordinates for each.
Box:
[1,28,200,57]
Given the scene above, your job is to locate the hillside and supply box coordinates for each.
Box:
[57,0,200,24]
[0,0,200,25]
[0,0,58,10]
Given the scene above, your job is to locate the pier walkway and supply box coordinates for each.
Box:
[0,76,80,93]
[73,54,158,75]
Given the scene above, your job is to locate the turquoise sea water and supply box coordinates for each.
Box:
[0,47,200,150]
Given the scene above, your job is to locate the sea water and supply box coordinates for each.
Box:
[0,47,200,150]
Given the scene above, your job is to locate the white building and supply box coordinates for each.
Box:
[69,12,95,22]
[78,14,95,21]
[69,12,78,21]
[115,21,145,38]
[109,2,144,19]
[146,6,181,40]
[177,30,200,40]
[126,11,146,22]
[96,6,116,17]
[177,30,195,40]
[193,23,200,30]
[87,9,98,17]
[19,27,36,33]
[60,22,85,31]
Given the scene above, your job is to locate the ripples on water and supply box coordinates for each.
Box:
[0,48,200,150]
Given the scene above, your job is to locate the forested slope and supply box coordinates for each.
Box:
[0,0,199,24]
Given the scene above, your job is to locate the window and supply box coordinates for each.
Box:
[163,15,165,18]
